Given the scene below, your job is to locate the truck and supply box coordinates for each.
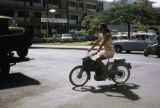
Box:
[0,16,33,76]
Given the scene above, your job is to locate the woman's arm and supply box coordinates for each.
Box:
[88,36,100,52]
[96,33,110,53]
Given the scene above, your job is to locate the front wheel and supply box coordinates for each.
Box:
[112,65,130,84]
[17,48,28,59]
[0,54,10,77]
[69,65,89,87]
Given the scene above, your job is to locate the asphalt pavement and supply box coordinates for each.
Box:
[0,48,160,108]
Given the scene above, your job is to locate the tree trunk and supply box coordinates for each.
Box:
[128,23,130,38]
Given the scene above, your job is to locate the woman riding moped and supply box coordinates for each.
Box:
[87,24,115,80]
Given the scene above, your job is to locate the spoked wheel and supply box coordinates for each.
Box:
[112,65,130,84]
[69,65,89,87]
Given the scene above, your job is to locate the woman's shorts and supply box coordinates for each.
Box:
[99,50,115,58]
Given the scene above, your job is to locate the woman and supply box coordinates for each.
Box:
[88,24,115,80]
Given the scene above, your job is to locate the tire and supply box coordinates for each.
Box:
[157,53,160,58]
[0,54,10,77]
[115,46,123,53]
[69,65,89,87]
[17,48,28,59]
[126,50,131,53]
[144,49,149,57]
[112,65,130,84]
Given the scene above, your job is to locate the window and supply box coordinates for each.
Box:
[33,0,41,3]
[53,0,59,5]
[34,12,42,18]
[86,4,96,9]
[43,0,46,7]
[48,0,58,5]
[70,15,78,20]
[0,10,14,17]
[55,14,61,18]
[79,3,84,8]
[69,2,77,7]
[18,11,29,17]
[14,0,30,2]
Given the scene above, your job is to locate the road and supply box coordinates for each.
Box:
[0,49,160,108]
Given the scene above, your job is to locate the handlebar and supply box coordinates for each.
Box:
[87,51,96,57]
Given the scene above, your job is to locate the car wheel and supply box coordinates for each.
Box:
[126,50,131,53]
[144,48,149,57]
[17,48,28,59]
[0,54,10,77]
[115,46,123,53]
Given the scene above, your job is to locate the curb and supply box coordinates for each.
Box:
[30,44,98,50]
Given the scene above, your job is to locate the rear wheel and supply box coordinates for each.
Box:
[0,54,10,77]
[144,48,149,57]
[112,65,130,84]
[126,50,131,53]
[69,65,89,87]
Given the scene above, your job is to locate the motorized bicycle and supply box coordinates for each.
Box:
[144,39,160,58]
[69,52,132,87]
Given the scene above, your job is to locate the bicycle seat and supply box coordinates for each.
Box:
[114,58,125,62]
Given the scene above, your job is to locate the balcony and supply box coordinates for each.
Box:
[69,20,76,24]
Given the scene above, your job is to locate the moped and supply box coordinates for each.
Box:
[144,39,160,58]
[69,52,132,87]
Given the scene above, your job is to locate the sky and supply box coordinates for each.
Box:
[99,0,160,8]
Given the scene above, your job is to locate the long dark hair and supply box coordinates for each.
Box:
[99,24,110,33]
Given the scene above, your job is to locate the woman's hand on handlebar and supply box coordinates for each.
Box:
[87,48,91,52]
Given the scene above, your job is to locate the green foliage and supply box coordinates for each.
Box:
[82,3,160,35]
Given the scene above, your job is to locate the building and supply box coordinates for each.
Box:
[103,0,154,10]
[0,0,104,36]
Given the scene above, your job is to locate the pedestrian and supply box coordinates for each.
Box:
[87,24,115,80]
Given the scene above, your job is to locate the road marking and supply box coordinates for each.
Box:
[132,62,160,65]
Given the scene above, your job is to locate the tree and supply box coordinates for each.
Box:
[82,16,91,32]
[82,4,160,36]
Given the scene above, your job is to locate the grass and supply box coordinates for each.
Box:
[34,41,94,46]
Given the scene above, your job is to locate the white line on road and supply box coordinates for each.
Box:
[132,62,160,65]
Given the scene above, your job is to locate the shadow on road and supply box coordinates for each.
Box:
[73,83,140,101]
[10,57,34,64]
[121,52,144,55]
[0,73,40,90]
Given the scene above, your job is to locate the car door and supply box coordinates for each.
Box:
[137,35,148,51]
[122,36,139,51]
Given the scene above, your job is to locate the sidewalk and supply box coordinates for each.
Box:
[31,44,98,50]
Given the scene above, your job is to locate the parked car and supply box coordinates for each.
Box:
[113,32,157,53]
[60,33,73,42]
[54,34,62,42]
[74,34,86,42]
[85,35,97,41]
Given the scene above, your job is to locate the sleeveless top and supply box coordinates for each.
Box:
[99,33,115,51]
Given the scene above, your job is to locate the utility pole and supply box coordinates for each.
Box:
[46,0,49,43]
[146,0,148,33]
[24,0,27,27]
[66,0,69,32]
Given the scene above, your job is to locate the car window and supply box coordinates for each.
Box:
[134,35,148,40]
[62,34,72,37]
